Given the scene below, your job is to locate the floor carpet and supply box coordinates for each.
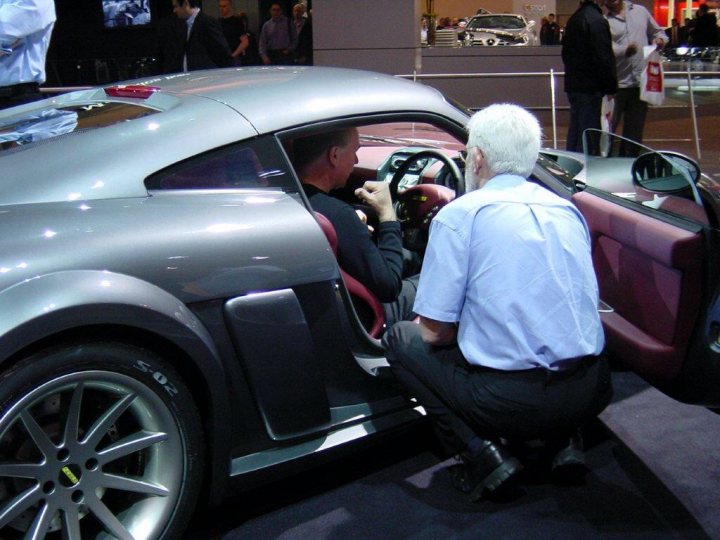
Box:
[185,371,719,539]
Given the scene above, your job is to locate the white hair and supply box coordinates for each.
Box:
[466,103,541,178]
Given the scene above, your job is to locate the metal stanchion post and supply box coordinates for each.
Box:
[550,68,558,149]
[687,65,702,161]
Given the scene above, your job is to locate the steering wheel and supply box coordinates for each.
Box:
[397,184,455,230]
[388,149,464,200]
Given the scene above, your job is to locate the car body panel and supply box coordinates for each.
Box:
[0,192,335,303]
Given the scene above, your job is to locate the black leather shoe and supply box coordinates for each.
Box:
[450,439,523,502]
[550,431,587,485]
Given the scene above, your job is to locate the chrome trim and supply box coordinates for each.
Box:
[229,405,426,476]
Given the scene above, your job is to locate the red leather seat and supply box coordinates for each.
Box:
[315,212,386,338]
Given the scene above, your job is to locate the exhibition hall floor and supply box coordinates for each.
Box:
[183,371,719,540]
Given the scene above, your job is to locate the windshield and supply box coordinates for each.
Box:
[467,16,526,30]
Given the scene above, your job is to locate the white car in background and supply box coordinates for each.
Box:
[464,13,538,46]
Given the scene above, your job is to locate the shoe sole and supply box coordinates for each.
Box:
[551,447,587,485]
[469,457,523,502]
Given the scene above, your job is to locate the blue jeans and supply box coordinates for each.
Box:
[566,91,603,154]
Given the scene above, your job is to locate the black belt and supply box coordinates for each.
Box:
[469,355,595,381]
[0,82,40,98]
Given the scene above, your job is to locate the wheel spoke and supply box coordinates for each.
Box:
[0,462,44,480]
[61,508,82,540]
[81,392,136,448]
[23,500,56,540]
[20,410,57,459]
[0,483,43,528]
[62,382,85,447]
[86,495,135,540]
[100,472,169,497]
[97,429,168,464]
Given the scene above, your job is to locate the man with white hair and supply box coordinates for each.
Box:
[383,104,612,501]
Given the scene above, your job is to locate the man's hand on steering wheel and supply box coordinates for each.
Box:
[355,180,397,222]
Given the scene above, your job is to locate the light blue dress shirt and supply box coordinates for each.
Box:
[0,0,56,87]
[414,174,604,371]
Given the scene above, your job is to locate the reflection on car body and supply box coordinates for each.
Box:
[0,67,719,539]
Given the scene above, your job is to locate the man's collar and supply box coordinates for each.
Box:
[187,8,200,25]
[481,174,526,190]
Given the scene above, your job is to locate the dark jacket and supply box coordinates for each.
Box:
[296,19,313,65]
[156,16,185,74]
[691,12,719,47]
[185,11,233,70]
[562,0,618,95]
[303,184,403,302]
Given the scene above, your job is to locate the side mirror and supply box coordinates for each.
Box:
[630,151,700,195]
[527,20,536,29]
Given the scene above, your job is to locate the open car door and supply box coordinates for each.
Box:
[571,131,720,406]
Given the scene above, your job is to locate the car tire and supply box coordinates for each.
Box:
[0,341,204,540]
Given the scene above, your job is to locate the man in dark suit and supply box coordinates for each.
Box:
[172,0,232,71]
[292,3,313,65]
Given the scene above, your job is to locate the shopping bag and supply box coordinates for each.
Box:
[599,95,613,156]
[640,46,664,106]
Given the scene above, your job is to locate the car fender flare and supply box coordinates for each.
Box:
[0,269,233,502]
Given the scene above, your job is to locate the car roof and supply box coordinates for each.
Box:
[149,67,466,133]
[0,67,468,205]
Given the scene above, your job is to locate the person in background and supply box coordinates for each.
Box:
[540,16,550,44]
[543,13,560,45]
[383,104,612,502]
[259,2,297,65]
[562,0,618,153]
[665,18,681,48]
[690,3,719,47]
[293,2,313,65]
[173,0,232,71]
[604,0,667,150]
[0,0,56,110]
[218,0,249,66]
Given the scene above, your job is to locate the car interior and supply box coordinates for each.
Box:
[283,121,717,399]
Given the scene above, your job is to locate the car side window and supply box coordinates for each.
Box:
[146,137,295,192]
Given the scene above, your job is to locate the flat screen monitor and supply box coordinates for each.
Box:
[102,0,152,29]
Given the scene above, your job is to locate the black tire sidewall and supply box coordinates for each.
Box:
[0,341,204,540]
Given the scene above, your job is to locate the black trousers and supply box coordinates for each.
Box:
[566,91,603,154]
[383,321,613,455]
[382,274,419,328]
[267,49,294,65]
[0,82,42,111]
[612,87,648,154]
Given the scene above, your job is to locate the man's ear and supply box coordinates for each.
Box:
[471,147,484,174]
[327,145,340,167]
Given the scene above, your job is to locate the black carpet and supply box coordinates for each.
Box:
[185,372,718,539]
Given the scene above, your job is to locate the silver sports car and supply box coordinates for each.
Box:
[464,14,539,46]
[0,67,718,539]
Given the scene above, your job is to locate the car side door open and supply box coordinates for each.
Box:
[573,190,704,383]
[572,132,720,406]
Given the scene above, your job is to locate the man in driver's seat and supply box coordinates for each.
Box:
[293,128,418,327]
